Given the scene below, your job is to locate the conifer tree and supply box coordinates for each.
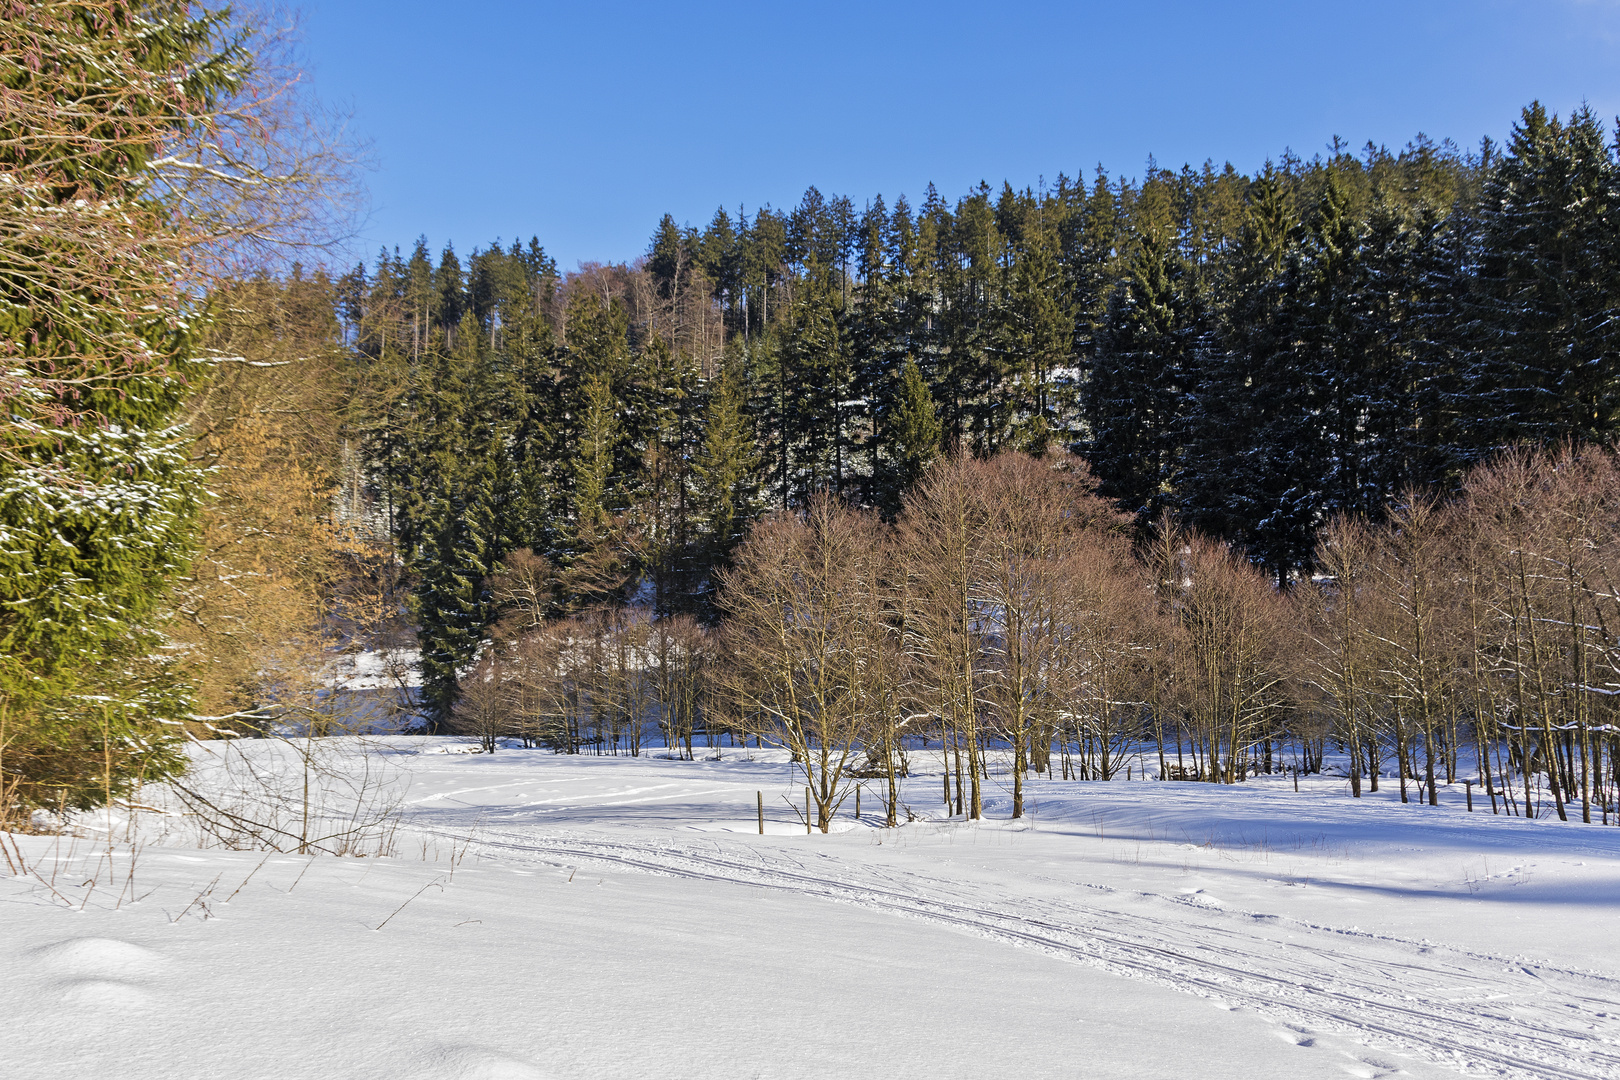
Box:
[648,214,691,304]
[0,2,307,812]
[691,366,761,596]
[435,243,465,334]
[779,259,848,500]
[1084,205,1197,522]
[884,356,942,507]
[938,184,1006,452]
[1459,103,1620,454]
[1176,169,1295,546]
[1341,197,1455,513]
[847,195,903,492]
[996,200,1074,453]
[1236,171,1354,579]
[504,310,563,553]
[411,312,513,726]
[697,208,742,325]
[639,334,699,613]
[559,371,636,605]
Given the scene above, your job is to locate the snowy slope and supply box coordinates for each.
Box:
[4,738,1618,1079]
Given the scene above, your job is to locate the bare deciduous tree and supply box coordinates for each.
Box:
[719,494,885,831]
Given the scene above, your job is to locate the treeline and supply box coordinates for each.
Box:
[331,101,1620,730]
[6,3,1616,838]
[461,446,1620,831]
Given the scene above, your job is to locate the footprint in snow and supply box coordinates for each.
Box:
[433,1046,553,1080]
[1339,1053,1404,1079]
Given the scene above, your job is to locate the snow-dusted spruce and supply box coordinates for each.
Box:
[0,2,346,821]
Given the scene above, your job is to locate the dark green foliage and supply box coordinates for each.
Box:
[1456,104,1620,455]
[0,2,250,814]
[690,364,761,605]
[351,103,1620,694]
[408,313,518,726]
[883,356,942,507]
[779,259,850,501]
[1084,201,1200,522]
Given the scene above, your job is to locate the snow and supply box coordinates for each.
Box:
[323,647,422,690]
[5,738,1619,1079]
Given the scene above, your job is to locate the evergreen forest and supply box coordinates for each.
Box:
[5,0,1620,834]
[332,103,1620,731]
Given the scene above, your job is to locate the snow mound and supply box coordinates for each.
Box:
[60,979,156,1010]
[34,937,167,979]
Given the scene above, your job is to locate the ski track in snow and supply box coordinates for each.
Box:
[432,826,1620,1080]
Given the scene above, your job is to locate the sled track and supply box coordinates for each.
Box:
[445,829,1620,1080]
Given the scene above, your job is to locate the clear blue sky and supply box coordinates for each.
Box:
[297,0,1620,271]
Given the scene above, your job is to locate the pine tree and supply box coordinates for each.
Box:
[691,366,761,598]
[411,313,513,727]
[995,196,1074,454]
[882,356,942,508]
[1458,103,1620,454]
[648,214,690,303]
[1084,199,1197,522]
[0,3,265,812]
[938,184,1005,453]
[638,334,700,614]
[778,259,848,501]
[1176,169,1296,546]
[1341,196,1456,514]
[435,243,466,335]
[1249,171,1354,579]
[698,208,742,324]
[505,310,563,555]
[574,373,618,547]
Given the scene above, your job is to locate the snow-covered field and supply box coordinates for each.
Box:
[5,739,1619,1079]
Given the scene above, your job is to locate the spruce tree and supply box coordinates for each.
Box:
[1084,210,1197,522]
[1459,103,1620,454]
[938,184,1005,453]
[411,312,512,727]
[778,259,847,501]
[558,370,636,605]
[691,366,761,601]
[0,4,259,811]
[883,356,943,507]
[638,334,699,614]
[995,199,1074,454]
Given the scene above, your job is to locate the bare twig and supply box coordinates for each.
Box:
[374,877,445,931]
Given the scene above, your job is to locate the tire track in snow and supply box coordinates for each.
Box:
[446,829,1620,1080]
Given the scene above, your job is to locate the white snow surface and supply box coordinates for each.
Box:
[5,738,1620,1080]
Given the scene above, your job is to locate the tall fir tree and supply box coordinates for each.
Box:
[1458,103,1620,455]
[881,356,943,512]
[778,259,848,501]
[690,365,762,606]
[1084,201,1198,522]
[410,312,514,727]
[1176,168,1296,547]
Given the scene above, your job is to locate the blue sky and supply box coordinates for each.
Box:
[296,0,1620,271]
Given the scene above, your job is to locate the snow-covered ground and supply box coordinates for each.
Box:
[5,738,1619,1079]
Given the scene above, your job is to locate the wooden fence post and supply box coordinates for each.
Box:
[757,790,764,834]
